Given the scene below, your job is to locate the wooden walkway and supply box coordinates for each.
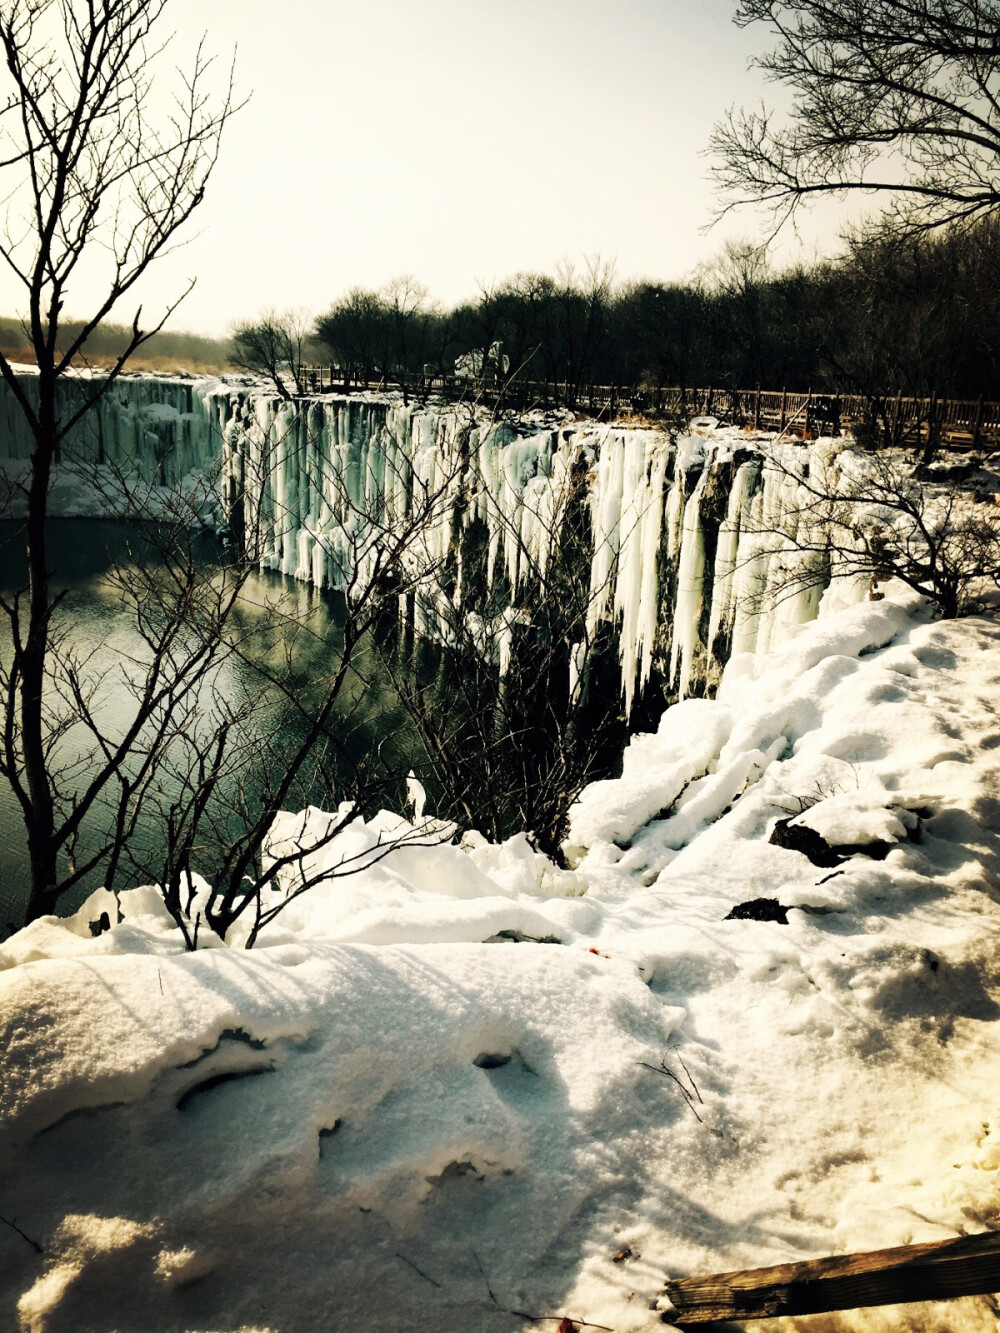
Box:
[663,1231,1000,1325]
[294,368,1000,447]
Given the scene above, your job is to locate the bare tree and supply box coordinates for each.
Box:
[315,287,384,389]
[697,240,775,388]
[1,389,464,943]
[0,0,240,924]
[745,443,1000,621]
[314,278,434,401]
[552,255,617,404]
[106,428,460,949]
[230,309,312,398]
[376,434,628,861]
[381,276,431,403]
[712,1,1000,235]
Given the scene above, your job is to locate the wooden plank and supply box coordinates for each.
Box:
[663,1232,1000,1325]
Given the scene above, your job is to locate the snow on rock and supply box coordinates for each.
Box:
[791,780,920,847]
[3,591,1000,1331]
[564,698,734,860]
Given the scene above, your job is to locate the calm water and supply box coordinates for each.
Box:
[0,519,427,929]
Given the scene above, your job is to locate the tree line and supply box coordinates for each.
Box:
[234,220,1000,405]
[11,212,1000,403]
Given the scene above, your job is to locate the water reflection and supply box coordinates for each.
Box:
[0,519,425,928]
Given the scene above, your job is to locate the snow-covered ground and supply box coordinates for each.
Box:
[3,584,1000,1332]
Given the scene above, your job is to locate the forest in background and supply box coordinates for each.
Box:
[310,220,1000,402]
[8,216,1000,399]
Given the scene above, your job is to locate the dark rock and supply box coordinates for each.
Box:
[912,459,976,482]
[724,897,789,923]
[769,817,844,867]
[482,928,561,944]
[770,816,897,866]
[88,911,111,937]
[840,838,893,860]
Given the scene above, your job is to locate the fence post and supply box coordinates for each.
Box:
[753,387,761,431]
[893,389,902,444]
[804,387,812,437]
[833,392,842,437]
[706,386,714,416]
[779,387,787,431]
[974,394,985,446]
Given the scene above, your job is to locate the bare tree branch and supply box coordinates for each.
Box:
[712,1,1000,235]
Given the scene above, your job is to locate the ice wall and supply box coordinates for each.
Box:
[0,373,867,707]
[0,373,224,482]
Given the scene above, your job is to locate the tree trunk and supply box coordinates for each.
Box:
[22,373,59,921]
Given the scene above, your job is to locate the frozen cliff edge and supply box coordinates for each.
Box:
[2,590,1000,1332]
[0,372,875,707]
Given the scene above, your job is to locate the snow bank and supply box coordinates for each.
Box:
[3,590,1000,1331]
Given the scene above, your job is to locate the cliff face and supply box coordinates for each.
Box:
[0,375,867,708]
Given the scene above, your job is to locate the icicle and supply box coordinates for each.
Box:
[669,464,708,700]
[614,432,668,713]
[707,459,760,655]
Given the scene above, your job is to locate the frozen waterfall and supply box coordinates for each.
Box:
[0,372,869,709]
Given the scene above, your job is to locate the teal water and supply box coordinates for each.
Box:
[0,519,424,931]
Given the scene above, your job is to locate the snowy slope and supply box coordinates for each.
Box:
[3,589,1000,1332]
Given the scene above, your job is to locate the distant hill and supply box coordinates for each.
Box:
[0,317,232,374]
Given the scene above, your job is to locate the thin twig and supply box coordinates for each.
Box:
[475,1247,613,1328]
[472,1247,498,1301]
[674,1052,705,1106]
[639,1055,705,1124]
[509,1312,613,1331]
[0,1213,43,1254]
[395,1252,441,1289]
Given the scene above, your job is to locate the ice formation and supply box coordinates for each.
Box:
[0,373,872,703]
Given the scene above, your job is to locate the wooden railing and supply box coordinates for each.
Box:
[292,367,1000,446]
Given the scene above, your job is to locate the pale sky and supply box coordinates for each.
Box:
[3,0,859,337]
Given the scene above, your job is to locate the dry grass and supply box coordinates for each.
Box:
[0,345,234,376]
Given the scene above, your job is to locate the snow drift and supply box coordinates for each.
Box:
[3,589,1000,1332]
